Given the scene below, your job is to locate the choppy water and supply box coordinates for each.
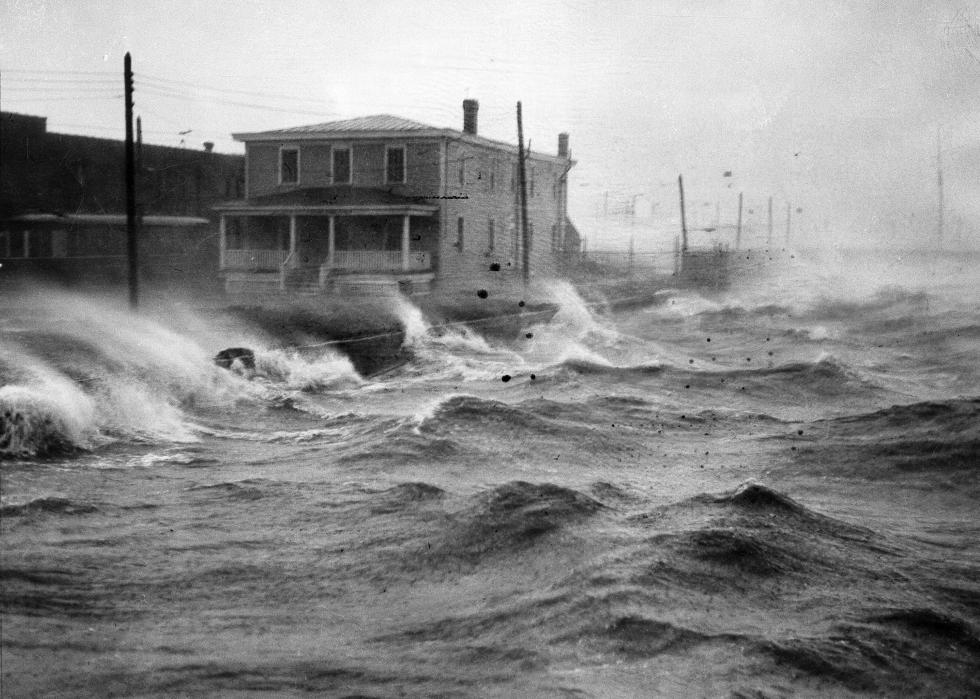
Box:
[2,249,979,697]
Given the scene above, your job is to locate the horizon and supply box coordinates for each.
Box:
[2,1,978,251]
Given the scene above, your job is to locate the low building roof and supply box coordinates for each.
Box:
[5,213,209,227]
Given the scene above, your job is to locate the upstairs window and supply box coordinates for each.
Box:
[279,147,299,185]
[386,146,406,184]
[488,217,495,252]
[457,217,464,251]
[332,147,351,184]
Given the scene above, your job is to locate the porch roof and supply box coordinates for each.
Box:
[214,186,438,216]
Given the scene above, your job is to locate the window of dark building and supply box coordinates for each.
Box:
[333,147,351,184]
[457,217,464,251]
[530,167,535,197]
[9,231,26,258]
[488,217,495,252]
[386,146,406,184]
[459,157,465,187]
[51,230,68,258]
[280,147,299,185]
[489,163,495,193]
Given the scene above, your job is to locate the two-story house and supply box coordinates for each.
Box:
[215,100,574,296]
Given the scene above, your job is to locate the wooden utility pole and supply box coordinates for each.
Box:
[785,203,792,245]
[678,174,688,252]
[136,115,144,268]
[767,196,773,247]
[937,128,945,250]
[735,192,743,250]
[124,52,138,309]
[517,102,530,285]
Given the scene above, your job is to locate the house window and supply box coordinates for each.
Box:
[332,147,351,184]
[488,217,495,252]
[489,161,495,193]
[529,167,535,197]
[457,217,464,251]
[458,158,465,187]
[386,146,406,184]
[279,147,299,185]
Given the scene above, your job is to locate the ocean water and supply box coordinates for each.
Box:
[2,249,979,697]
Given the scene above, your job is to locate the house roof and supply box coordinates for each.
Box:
[232,114,573,165]
[253,114,438,136]
[213,186,439,216]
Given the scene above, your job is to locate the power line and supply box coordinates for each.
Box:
[135,84,339,118]
[3,95,123,103]
[3,76,118,85]
[136,72,338,108]
[0,68,116,76]
[3,86,122,93]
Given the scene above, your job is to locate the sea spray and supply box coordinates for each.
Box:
[390,293,432,347]
[0,369,98,457]
[253,347,363,391]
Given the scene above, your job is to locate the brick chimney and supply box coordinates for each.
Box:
[462,99,479,135]
[203,141,215,153]
[557,133,569,158]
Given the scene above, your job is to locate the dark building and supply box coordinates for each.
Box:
[1,111,243,292]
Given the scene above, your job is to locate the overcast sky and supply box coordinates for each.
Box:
[2,0,978,249]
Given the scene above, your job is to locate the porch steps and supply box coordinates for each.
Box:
[283,266,322,294]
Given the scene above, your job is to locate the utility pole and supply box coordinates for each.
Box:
[735,192,743,250]
[517,102,530,285]
[678,174,688,252]
[766,196,773,247]
[937,128,945,250]
[136,115,144,268]
[785,202,792,246]
[124,52,138,310]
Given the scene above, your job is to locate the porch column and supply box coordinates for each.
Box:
[327,215,335,269]
[218,215,226,270]
[288,215,297,267]
[401,214,410,272]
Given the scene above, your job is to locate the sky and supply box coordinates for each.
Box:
[2,0,978,250]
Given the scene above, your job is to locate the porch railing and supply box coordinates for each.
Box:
[330,250,430,272]
[223,248,431,276]
[222,249,288,271]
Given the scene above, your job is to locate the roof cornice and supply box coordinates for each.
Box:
[232,128,574,166]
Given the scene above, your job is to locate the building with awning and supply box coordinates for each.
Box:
[1,110,243,290]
